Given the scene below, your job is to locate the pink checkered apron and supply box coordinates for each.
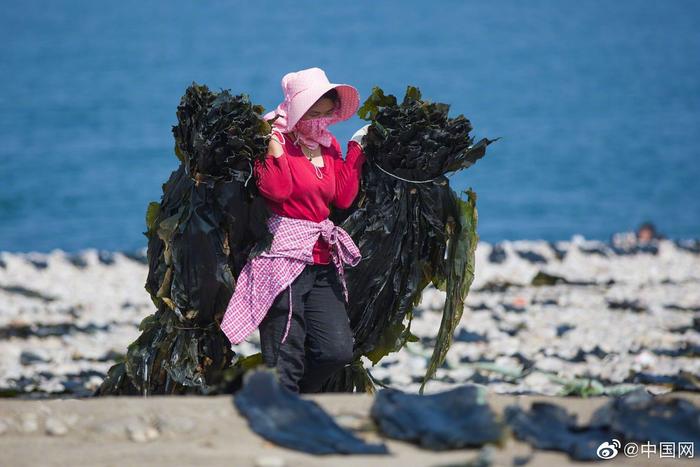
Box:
[220,213,362,346]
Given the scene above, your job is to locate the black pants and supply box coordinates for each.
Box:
[258,262,354,393]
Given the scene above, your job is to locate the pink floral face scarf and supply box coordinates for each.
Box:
[292,108,339,150]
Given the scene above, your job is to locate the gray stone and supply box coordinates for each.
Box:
[45,417,68,436]
[254,456,286,467]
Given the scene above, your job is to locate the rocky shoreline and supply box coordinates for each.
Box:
[1,236,699,398]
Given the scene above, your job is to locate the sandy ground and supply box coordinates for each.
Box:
[1,390,699,467]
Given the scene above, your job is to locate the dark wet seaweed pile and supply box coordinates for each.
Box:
[233,370,389,454]
[325,85,497,393]
[369,383,505,450]
[232,370,700,461]
[505,387,700,461]
[97,83,274,395]
[356,85,496,179]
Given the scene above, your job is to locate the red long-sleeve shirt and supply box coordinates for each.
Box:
[253,130,366,264]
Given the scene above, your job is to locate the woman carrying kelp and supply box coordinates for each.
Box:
[221,67,372,394]
[225,82,498,395]
[96,72,496,397]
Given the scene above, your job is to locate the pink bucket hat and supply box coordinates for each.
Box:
[263,67,360,133]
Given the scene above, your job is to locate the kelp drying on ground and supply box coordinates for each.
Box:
[369,383,506,449]
[232,369,700,458]
[234,369,389,454]
[96,83,497,396]
[505,387,700,461]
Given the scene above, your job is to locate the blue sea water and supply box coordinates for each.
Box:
[1,0,698,253]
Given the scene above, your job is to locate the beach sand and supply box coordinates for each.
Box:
[2,390,699,467]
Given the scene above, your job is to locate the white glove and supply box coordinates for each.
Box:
[350,124,370,145]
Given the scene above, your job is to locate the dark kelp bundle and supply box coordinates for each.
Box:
[504,402,610,461]
[233,369,389,454]
[325,86,498,393]
[587,387,700,446]
[96,82,274,395]
[369,384,506,450]
[505,388,700,461]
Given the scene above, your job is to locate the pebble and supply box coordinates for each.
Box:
[19,413,39,433]
[126,420,160,443]
[155,414,196,434]
[45,417,68,436]
[254,456,286,467]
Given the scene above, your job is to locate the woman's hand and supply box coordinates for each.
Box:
[350,124,370,146]
[268,133,285,158]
